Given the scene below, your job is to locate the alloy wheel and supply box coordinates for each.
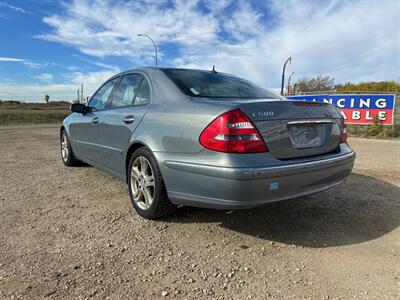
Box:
[130,156,155,210]
[61,134,69,162]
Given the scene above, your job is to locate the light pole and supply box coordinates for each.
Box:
[138,33,158,67]
[281,56,291,95]
[287,72,294,95]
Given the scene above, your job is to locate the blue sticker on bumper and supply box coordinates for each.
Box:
[269,182,279,190]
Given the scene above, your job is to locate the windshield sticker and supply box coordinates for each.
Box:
[190,88,200,95]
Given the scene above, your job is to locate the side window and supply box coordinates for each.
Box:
[134,78,151,105]
[89,77,119,111]
[111,74,143,108]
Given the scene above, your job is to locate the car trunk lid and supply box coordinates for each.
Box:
[238,100,343,159]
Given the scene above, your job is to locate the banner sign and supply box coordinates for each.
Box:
[286,94,396,125]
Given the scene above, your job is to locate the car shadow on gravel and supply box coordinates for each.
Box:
[168,173,400,248]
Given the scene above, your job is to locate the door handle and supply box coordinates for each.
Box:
[92,117,99,124]
[123,115,135,124]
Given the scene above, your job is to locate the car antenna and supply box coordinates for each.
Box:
[211,65,217,74]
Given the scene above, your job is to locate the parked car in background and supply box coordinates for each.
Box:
[60,67,355,219]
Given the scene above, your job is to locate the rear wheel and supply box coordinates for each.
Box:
[128,147,176,219]
[60,130,81,166]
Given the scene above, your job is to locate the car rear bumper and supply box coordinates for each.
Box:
[161,147,355,209]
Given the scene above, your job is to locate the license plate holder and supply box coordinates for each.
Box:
[288,123,324,149]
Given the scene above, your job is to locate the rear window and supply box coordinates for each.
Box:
[161,68,283,99]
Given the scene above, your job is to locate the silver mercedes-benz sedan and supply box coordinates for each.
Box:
[60,67,355,219]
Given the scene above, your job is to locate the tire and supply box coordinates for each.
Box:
[128,147,176,219]
[60,129,81,166]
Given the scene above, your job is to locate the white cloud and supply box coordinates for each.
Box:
[0,2,32,14]
[222,1,263,42]
[0,70,115,101]
[67,70,117,90]
[176,0,400,87]
[35,73,53,82]
[72,55,120,71]
[203,0,233,14]
[0,83,78,101]
[0,57,42,68]
[35,0,399,89]
[0,57,22,62]
[37,0,219,63]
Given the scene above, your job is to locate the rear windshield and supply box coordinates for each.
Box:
[161,68,283,99]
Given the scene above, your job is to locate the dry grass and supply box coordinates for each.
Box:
[0,102,70,125]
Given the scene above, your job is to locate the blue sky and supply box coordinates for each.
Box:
[0,0,399,102]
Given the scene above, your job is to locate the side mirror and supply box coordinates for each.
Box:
[70,103,87,114]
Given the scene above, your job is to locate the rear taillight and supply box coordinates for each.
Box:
[340,122,348,143]
[199,109,268,153]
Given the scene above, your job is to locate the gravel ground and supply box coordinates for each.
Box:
[0,125,399,299]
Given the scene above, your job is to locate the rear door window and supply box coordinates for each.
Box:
[111,74,143,108]
[133,78,151,105]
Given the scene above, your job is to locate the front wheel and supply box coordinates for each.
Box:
[128,147,176,219]
[60,130,81,166]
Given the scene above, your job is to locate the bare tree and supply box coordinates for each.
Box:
[296,75,335,93]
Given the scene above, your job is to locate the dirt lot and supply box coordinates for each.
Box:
[0,125,399,299]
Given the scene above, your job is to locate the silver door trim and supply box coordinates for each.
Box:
[74,139,123,154]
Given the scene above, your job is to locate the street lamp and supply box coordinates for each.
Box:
[281,56,291,95]
[287,72,294,95]
[138,33,158,67]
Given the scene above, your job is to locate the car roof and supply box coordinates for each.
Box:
[115,66,230,76]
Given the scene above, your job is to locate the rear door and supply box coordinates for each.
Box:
[97,73,152,174]
[69,77,120,163]
[239,100,343,159]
